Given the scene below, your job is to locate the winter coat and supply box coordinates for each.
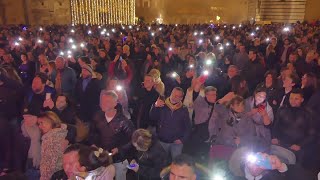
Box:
[149,103,191,144]
[242,59,266,93]
[245,97,274,145]
[24,85,56,115]
[74,77,101,122]
[90,110,135,163]
[193,95,215,125]
[50,67,77,96]
[135,87,159,128]
[0,73,23,119]
[40,125,67,180]
[82,165,115,180]
[135,138,169,179]
[272,106,316,148]
[209,104,257,147]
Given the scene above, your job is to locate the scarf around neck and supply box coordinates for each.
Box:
[165,98,182,111]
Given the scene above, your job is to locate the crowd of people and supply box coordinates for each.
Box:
[0,21,320,180]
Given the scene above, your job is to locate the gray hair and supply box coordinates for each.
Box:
[100,90,118,102]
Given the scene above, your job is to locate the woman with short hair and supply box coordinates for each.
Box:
[129,129,168,180]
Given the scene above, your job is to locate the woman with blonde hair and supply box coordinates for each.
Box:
[37,111,68,180]
[148,69,165,96]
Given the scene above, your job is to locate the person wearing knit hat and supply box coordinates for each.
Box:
[74,62,101,122]
[81,64,94,76]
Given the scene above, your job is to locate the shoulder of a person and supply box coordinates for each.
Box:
[102,165,116,178]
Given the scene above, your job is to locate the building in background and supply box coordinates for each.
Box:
[0,0,71,25]
[0,0,319,25]
[255,0,307,23]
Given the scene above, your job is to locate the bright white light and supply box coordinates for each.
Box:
[112,28,115,33]
[151,32,155,36]
[250,32,255,36]
[37,39,43,43]
[103,28,107,32]
[232,26,236,29]
[266,38,270,42]
[206,59,212,65]
[212,174,225,180]
[67,50,72,55]
[39,27,43,31]
[219,46,224,50]
[256,27,260,30]
[159,27,162,31]
[200,31,204,35]
[70,29,75,33]
[283,27,290,32]
[148,26,151,30]
[67,55,72,58]
[101,31,105,35]
[215,36,220,41]
[169,47,173,51]
[194,32,198,36]
[116,85,123,91]
[129,25,132,29]
[175,24,178,27]
[239,24,242,28]
[122,26,125,30]
[199,39,203,44]
[108,153,113,156]
[98,26,101,29]
[226,42,230,46]
[69,38,74,43]
[14,42,20,46]
[189,64,194,68]
[80,43,85,48]
[171,72,177,78]
[224,25,227,28]
[106,33,110,36]
[247,154,257,163]
[71,44,77,49]
[88,30,92,34]
[136,28,139,31]
[60,51,64,56]
[203,70,209,76]
[18,37,23,41]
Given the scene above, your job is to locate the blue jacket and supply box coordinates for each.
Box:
[150,104,191,143]
[50,67,77,96]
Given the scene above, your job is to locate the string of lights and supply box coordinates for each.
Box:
[71,0,135,25]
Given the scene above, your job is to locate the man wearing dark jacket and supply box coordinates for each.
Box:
[134,74,159,128]
[272,89,316,164]
[150,87,191,160]
[242,49,265,94]
[90,90,135,180]
[25,73,56,115]
[74,64,101,122]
